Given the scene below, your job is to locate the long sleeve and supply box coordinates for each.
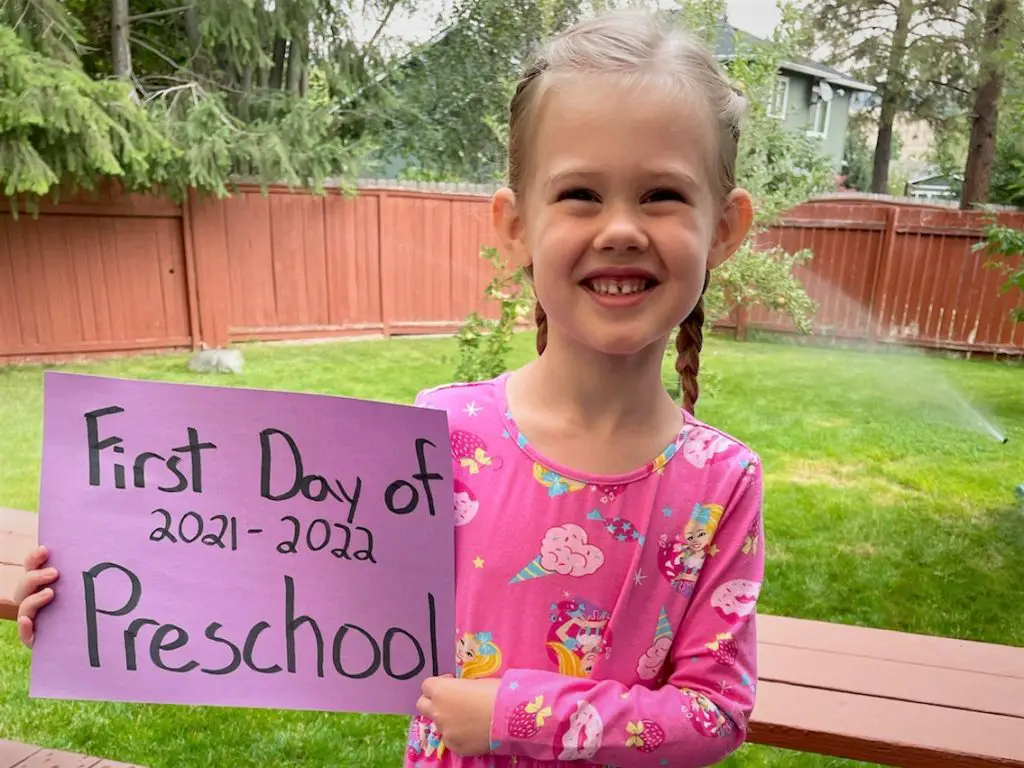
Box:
[488,457,766,768]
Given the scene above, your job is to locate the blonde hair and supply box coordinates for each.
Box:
[508,10,746,414]
[546,641,588,677]
[457,632,503,679]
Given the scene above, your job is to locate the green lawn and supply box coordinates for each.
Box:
[1,334,1022,767]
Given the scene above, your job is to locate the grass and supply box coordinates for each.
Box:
[1,333,1022,767]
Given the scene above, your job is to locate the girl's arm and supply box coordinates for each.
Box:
[489,457,765,767]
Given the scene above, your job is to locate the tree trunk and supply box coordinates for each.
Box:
[286,34,306,95]
[111,0,133,81]
[269,36,287,90]
[184,4,206,76]
[960,0,1011,209]
[871,0,913,194]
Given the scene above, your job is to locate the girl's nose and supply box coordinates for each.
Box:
[593,205,649,253]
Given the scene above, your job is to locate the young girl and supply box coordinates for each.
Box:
[17,9,764,768]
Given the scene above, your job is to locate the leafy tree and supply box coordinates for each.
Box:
[974,222,1024,322]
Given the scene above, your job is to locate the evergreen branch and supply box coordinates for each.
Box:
[129,4,193,23]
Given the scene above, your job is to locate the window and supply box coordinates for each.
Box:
[768,76,789,119]
[808,97,831,137]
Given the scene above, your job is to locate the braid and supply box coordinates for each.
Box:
[675,271,710,415]
[534,301,548,355]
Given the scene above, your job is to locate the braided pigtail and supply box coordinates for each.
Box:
[675,271,710,415]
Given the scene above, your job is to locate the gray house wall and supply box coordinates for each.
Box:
[772,72,852,168]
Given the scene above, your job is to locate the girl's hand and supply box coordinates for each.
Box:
[416,676,501,757]
[14,546,59,649]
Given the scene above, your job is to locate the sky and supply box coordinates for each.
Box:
[353,0,786,53]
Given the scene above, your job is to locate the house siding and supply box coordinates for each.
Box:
[775,71,849,169]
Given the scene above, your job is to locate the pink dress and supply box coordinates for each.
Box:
[405,373,765,768]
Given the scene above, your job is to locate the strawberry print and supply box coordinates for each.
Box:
[451,430,503,475]
[626,720,665,753]
[508,695,553,740]
[706,632,738,666]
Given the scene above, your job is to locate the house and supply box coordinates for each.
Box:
[905,168,960,200]
[713,22,876,168]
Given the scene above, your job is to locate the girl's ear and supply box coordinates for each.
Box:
[708,188,754,269]
[491,187,529,267]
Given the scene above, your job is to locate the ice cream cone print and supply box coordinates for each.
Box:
[510,524,604,584]
[654,606,672,641]
[511,556,549,583]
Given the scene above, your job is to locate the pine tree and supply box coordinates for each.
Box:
[0,0,400,203]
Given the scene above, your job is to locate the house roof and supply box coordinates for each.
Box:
[713,21,876,92]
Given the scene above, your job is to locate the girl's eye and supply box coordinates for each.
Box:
[557,187,599,203]
[642,188,687,204]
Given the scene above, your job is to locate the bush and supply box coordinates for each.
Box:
[453,247,533,382]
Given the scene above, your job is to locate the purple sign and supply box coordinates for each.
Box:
[30,372,456,716]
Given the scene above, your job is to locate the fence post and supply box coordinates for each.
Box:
[181,192,202,350]
[377,190,391,337]
[867,206,899,341]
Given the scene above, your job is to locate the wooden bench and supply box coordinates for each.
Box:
[2,507,1021,766]
[750,613,1024,767]
[0,508,36,621]
[0,740,145,768]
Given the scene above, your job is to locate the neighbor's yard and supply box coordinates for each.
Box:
[1,333,1021,767]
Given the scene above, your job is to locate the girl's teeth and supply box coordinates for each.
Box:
[591,279,645,295]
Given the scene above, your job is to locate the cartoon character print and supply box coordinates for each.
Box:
[546,598,613,678]
[451,430,503,476]
[636,606,673,681]
[455,631,503,678]
[556,700,605,761]
[710,579,762,622]
[742,515,761,556]
[680,688,733,739]
[406,631,502,765]
[452,478,479,527]
[406,717,448,766]
[533,463,586,497]
[680,424,733,469]
[510,524,604,583]
[587,509,645,546]
[657,503,724,595]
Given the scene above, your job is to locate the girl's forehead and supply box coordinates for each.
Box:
[529,76,719,184]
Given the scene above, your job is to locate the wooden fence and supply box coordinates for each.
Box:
[1,183,1022,362]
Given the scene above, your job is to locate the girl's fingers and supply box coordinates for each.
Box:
[23,546,49,572]
[17,615,34,648]
[12,567,59,605]
[416,695,434,719]
[16,587,54,624]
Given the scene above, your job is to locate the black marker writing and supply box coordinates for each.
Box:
[85,407,216,493]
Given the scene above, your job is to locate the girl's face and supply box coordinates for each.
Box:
[456,634,478,664]
[494,76,751,357]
